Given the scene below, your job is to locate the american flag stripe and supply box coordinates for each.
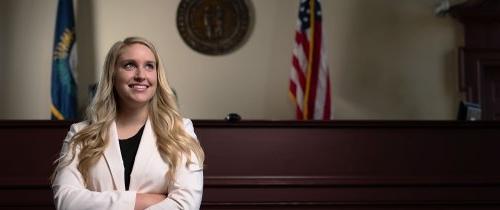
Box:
[295,31,310,60]
[289,0,332,120]
[292,56,306,88]
[313,27,329,119]
[305,20,323,119]
[323,75,331,119]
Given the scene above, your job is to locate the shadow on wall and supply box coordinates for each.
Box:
[76,0,98,120]
[335,0,460,119]
[0,1,17,118]
[336,0,409,119]
[0,3,7,113]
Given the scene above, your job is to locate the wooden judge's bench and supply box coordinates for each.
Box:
[0,120,500,210]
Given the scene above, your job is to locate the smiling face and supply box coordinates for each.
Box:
[114,43,158,109]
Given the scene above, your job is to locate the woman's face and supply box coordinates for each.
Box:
[114,43,158,109]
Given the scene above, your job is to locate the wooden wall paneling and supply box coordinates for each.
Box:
[452,0,500,119]
[1,120,500,209]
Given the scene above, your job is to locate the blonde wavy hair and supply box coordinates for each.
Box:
[53,37,204,186]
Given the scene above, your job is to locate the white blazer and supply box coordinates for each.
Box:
[52,118,203,210]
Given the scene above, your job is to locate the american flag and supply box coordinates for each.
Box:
[289,0,331,120]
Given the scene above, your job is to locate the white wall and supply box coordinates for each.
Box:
[329,0,463,119]
[0,0,56,119]
[0,0,463,120]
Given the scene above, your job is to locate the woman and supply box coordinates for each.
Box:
[52,37,205,210]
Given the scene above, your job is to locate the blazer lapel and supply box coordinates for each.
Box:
[129,119,156,190]
[103,121,126,191]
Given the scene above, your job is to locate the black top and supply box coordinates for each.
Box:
[119,124,144,190]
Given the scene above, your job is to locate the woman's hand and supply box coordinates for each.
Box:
[134,193,167,210]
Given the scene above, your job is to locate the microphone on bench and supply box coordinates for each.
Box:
[225,113,241,122]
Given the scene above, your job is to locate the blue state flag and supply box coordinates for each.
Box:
[51,0,77,120]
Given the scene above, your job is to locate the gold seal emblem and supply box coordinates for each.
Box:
[176,0,250,55]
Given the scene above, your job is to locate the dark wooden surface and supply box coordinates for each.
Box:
[1,120,500,209]
[451,0,500,120]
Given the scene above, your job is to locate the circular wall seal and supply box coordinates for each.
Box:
[176,0,250,55]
